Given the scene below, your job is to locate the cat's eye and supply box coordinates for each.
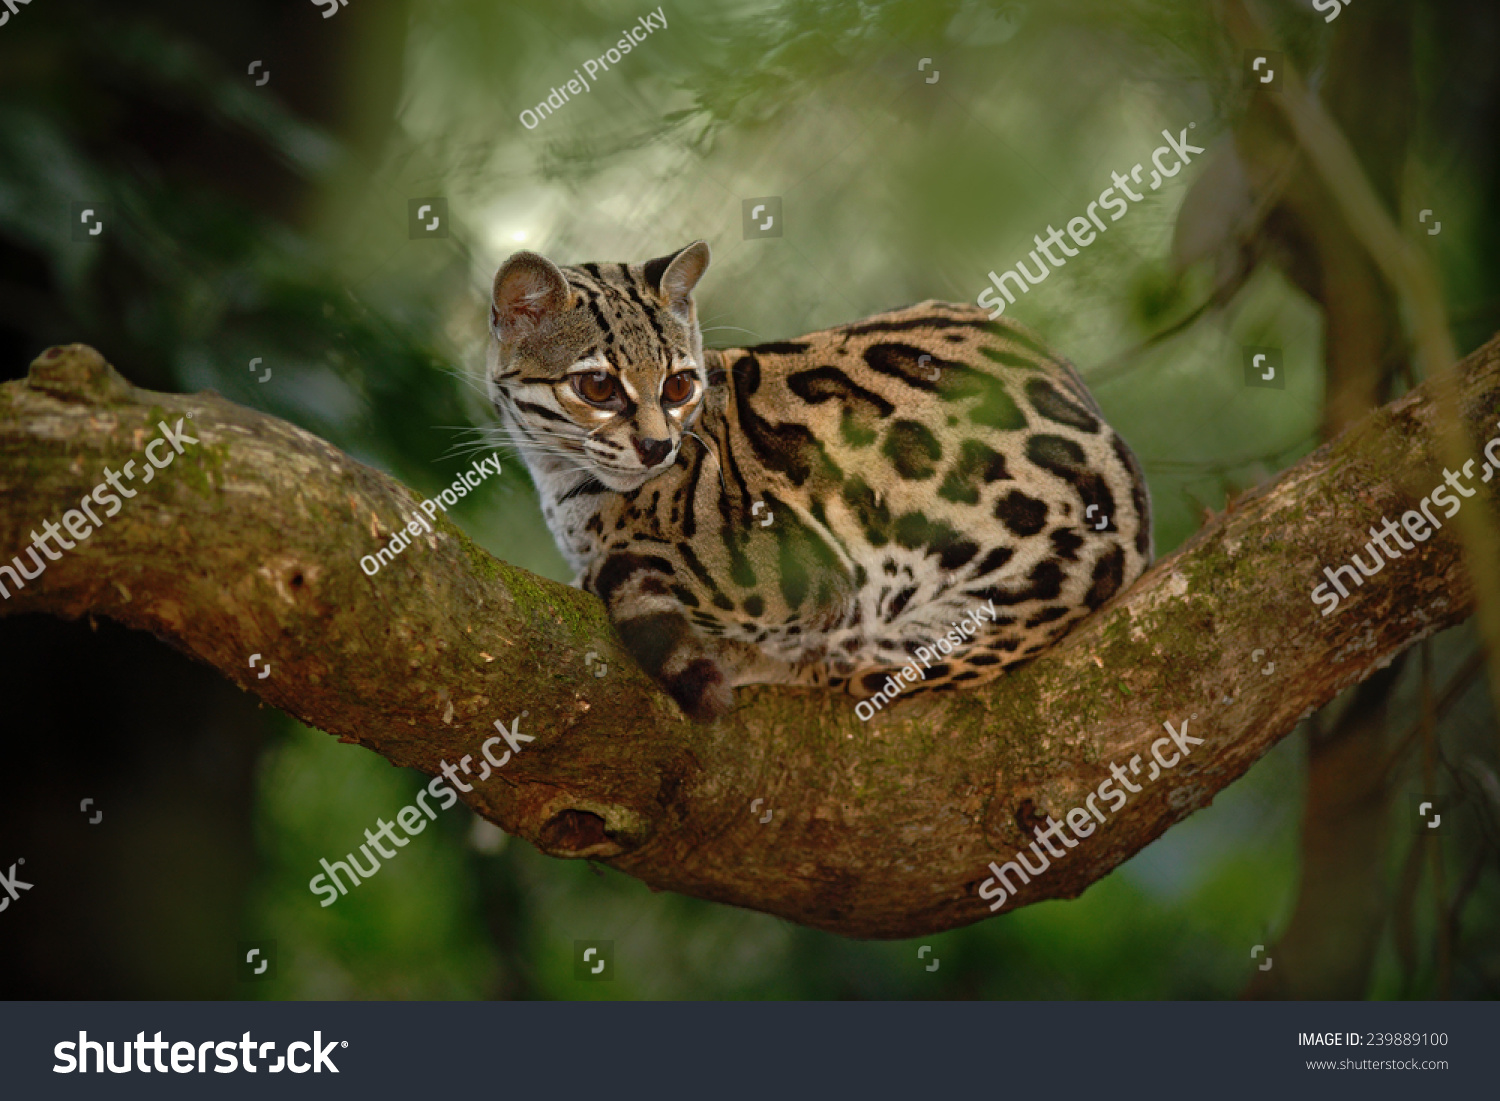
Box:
[662,372,696,404]
[571,371,617,405]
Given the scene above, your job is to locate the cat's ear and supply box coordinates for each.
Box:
[643,241,711,321]
[491,251,572,343]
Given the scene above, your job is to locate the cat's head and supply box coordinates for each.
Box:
[487,241,712,492]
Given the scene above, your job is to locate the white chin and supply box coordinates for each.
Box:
[594,468,655,492]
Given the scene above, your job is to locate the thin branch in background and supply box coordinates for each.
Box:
[1455,755,1500,850]
[1378,647,1488,789]
[1088,147,1303,390]
[1447,847,1490,992]
[1391,808,1425,997]
[1438,755,1500,992]
[1382,646,1489,997]
[1419,641,1452,998]
[1224,0,1500,748]
[1084,292,1219,387]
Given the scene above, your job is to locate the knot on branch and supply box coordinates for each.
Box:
[535,802,651,860]
[26,345,136,405]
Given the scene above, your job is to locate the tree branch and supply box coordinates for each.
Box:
[3,340,1498,938]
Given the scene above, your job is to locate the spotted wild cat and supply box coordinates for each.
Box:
[486,241,1151,720]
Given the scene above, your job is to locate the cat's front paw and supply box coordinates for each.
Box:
[664,658,735,722]
[615,612,735,722]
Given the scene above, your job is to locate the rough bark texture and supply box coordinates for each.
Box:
[3,341,1498,939]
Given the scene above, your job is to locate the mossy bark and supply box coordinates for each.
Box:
[2,340,1497,938]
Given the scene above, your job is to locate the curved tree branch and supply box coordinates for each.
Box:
[3,341,1498,938]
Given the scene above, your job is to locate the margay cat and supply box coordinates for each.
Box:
[486,241,1151,720]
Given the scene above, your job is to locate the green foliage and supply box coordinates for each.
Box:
[250,721,498,999]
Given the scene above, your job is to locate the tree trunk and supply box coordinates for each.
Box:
[2,340,1497,939]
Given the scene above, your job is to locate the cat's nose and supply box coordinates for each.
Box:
[633,437,672,467]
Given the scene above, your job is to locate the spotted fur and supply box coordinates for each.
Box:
[487,242,1152,720]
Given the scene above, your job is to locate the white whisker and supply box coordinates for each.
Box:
[684,430,729,494]
[700,325,760,339]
